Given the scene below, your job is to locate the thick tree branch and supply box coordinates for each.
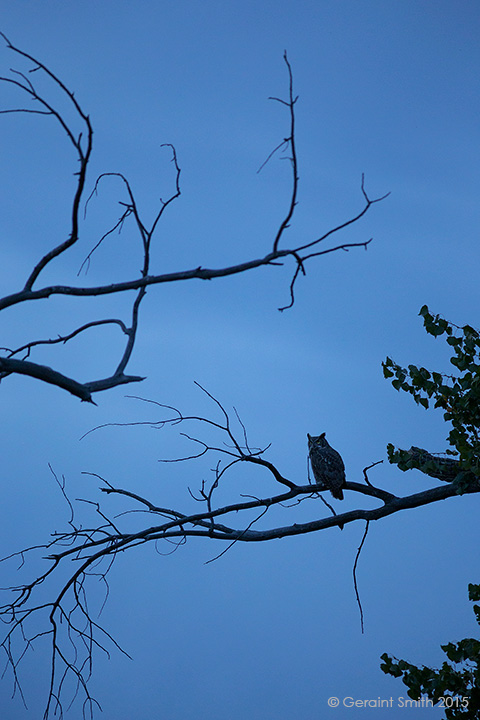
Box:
[0,242,375,312]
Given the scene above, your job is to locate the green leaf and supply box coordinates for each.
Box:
[447,336,461,347]
[468,584,480,602]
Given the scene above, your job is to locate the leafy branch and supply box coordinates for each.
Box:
[381,582,480,718]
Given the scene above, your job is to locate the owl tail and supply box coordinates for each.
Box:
[331,488,344,501]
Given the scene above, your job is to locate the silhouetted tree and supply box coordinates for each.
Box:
[1,32,478,720]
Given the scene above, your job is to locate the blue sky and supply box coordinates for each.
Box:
[1,1,479,718]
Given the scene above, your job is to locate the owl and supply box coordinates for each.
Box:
[307,432,346,500]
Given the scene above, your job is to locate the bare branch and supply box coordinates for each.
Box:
[0,36,94,290]
[0,36,387,401]
[271,52,299,254]
[5,319,129,359]
[0,357,96,403]
[362,459,384,488]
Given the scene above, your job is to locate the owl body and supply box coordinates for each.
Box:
[308,432,346,500]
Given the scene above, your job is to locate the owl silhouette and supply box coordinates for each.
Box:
[307,432,346,500]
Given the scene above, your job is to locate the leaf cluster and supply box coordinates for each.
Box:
[383,306,480,481]
[380,584,480,718]
[386,445,461,483]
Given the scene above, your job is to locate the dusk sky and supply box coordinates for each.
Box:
[1,2,479,718]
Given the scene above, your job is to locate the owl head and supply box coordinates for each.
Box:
[307,432,327,448]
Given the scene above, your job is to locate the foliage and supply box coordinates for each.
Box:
[380,583,480,719]
[383,306,480,491]
[382,309,480,717]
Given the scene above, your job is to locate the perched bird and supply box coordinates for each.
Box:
[308,432,346,500]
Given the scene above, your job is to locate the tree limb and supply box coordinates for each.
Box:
[0,36,387,401]
[1,386,478,718]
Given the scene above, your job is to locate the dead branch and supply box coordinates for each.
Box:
[0,36,387,402]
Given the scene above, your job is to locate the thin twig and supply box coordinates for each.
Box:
[353,520,370,634]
